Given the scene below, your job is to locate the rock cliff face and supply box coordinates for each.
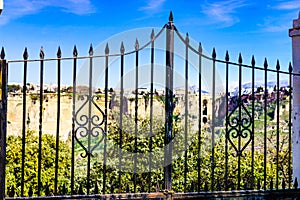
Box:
[7,93,214,139]
[7,94,73,140]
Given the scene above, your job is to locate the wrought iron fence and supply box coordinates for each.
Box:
[1,12,300,200]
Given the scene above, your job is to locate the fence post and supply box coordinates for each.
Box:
[0,48,7,200]
[289,12,300,184]
[164,11,174,194]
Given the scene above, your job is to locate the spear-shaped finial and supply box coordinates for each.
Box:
[73,45,78,57]
[198,43,202,54]
[23,47,28,60]
[169,11,173,23]
[105,43,109,55]
[39,46,45,59]
[57,46,62,58]
[120,42,125,54]
[1,47,5,59]
[225,51,229,62]
[89,43,93,56]
[135,38,139,51]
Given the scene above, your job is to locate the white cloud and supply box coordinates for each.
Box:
[201,0,248,27]
[274,0,300,10]
[0,0,95,25]
[139,0,166,12]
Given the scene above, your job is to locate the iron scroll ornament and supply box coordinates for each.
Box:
[74,94,106,158]
[226,98,253,156]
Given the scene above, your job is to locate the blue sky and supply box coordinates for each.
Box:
[0,0,299,86]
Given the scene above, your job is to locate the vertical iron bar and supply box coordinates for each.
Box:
[211,48,216,191]
[251,56,255,190]
[71,46,78,195]
[0,52,7,200]
[119,42,125,193]
[237,54,243,190]
[197,43,202,192]
[21,48,28,196]
[134,39,139,193]
[225,51,229,191]
[87,44,94,195]
[288,62,293,189]
[164,12,174,191]
[263,58,268,190]
[54,47,62,195]
[103,44,109,194]
[183,33,189,193]
[276,60,280,189]
[148,29,155,193]
[38,47,45,196]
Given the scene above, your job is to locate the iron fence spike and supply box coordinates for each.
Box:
[73,45,78,57]
[169,11,173,22]
[282,179,286,190]
[94,182,99,194]
[238,53,243,64]
[185,33,189,44]
[89,43,94,56]
[294,177,298,189]
[23,47,28,60]
[198,42,202,53]
[61,184,67,195]
[78,184,84,195]
[57,46,62,58]
[28,185,33,197]
[212,48,216,59]
[270,179,273,190]
[264,58,268,69]
[289,62,293,72]
[105,43,109,54]
[1,47,5,59]
[135,38,139,51]
[39,46,45,59]
[225,51,229,61]
[190,181,195,192]
[126,183,130,193]
[257,179,261,190]
[120,42,125,54]
[151,28,155,40]
[204,182,208,191]
[276,59,280,70]
[251,55,255,66]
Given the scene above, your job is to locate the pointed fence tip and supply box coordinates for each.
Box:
[39,46,45,59]
[212,48,216,59]
[135,38,139,51]
[251,55,255,66]
[1,47,5,59]
[169,11,173,22]
[276,59,280,70]
[289,62,293,72]
[238,53,243,64]
[151,28,155,40]
[120,41,125,53]
[198,42,202,53]
[264,58,268,68]
[23,47,28,60]
[294,177,298,189]
[225,50,229,61]
[105,43,109,54]
[73,45,78,57]
[57,46,62,58]
[185,33,189,44]
[89,43,93,56]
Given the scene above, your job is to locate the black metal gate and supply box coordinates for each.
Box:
[1,12,300,200]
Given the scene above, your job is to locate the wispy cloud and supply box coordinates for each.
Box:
[0,0,96,25]
[201,0,249,27]
[273,0,300,10]
[139,0,166,13]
